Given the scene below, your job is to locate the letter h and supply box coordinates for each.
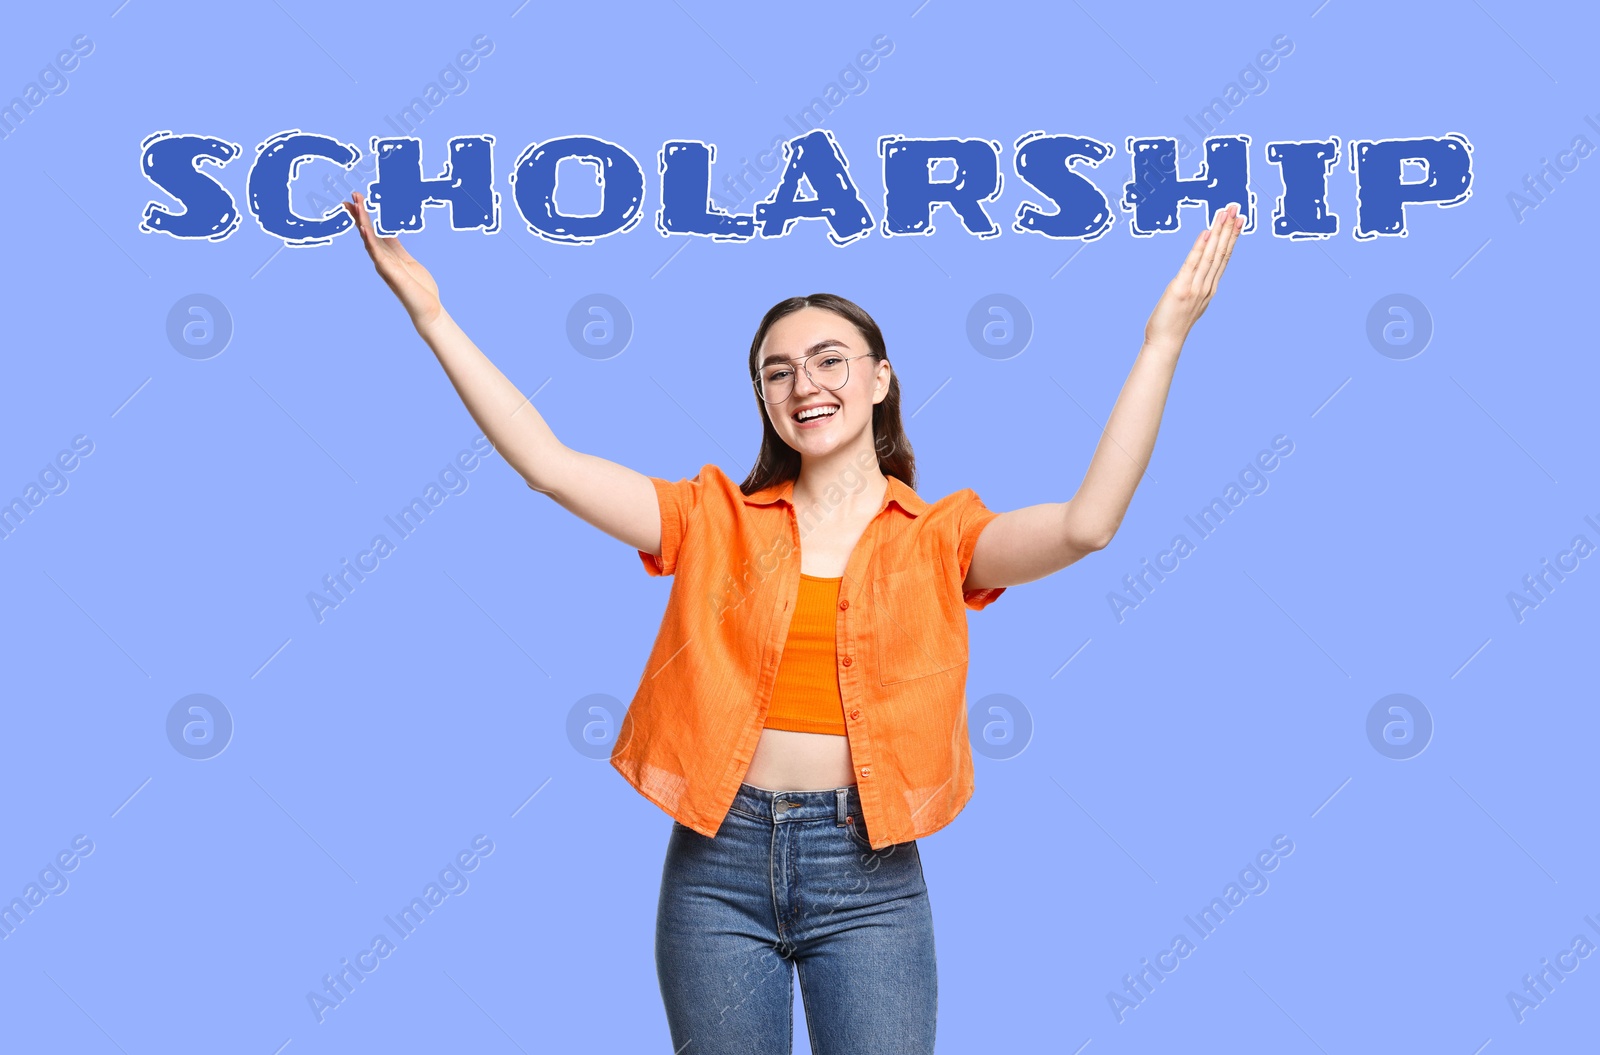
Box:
[367,136,499,236]
[1121,136,1251,237]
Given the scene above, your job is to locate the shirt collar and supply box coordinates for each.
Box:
[742,472,928,518]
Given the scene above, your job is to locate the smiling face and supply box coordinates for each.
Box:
[757,306,892,457]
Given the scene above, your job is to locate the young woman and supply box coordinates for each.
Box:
[343,191,1244,1053]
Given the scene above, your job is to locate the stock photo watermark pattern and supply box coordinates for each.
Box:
[4,0,1596,1051]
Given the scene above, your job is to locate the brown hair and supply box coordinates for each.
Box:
[738,293,916,495]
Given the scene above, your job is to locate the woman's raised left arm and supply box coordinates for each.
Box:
[963,201,1245,592]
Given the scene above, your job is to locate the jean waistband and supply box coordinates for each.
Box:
[734,781,861,825]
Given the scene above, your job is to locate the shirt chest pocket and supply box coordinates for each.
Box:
[870,557,965,685]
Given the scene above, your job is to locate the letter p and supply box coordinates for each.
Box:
[1351,134,1473,239]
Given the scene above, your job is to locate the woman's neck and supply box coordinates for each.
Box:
[791,448,889,525]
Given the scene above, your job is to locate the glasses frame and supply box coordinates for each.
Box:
[753,351,879,405]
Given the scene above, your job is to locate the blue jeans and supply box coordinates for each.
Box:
[655,781,938,1054]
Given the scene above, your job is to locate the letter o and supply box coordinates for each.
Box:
[510,135,646,243]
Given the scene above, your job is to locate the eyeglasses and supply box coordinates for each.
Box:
[754,351,877,404]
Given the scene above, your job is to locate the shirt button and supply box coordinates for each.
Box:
[859,766,871,778]
[848,708,861,720]
[841,656,852,667]
[838,599,849,611]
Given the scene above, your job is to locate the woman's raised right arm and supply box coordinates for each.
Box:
[343,191,664,557]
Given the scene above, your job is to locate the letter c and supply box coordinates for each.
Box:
[1156,949,1179,971]
[1556,547,1580,571]
[1155,549,1180,572]
[356,549,380,572]
[356,949,380,972]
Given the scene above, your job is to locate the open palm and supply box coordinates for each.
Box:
[1144,201,1243,349]
[342,190,444,329]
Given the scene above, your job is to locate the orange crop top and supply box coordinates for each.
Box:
[762,573,847,735]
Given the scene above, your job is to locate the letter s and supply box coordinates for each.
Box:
[72,33,95,56]
[1271,833,1295,856]
[72,434,94,456]
[140,132,245,240]
[1271,434,1295,456]
[473,33,494,56]
[72,834,95,855]
[1272,33,1294,56]
[873,33,894,56]
[472,833,496,856]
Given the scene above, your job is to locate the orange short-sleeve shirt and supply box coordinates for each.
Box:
[613,462,1005,849]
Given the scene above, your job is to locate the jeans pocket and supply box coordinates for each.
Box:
[844,811,876,851]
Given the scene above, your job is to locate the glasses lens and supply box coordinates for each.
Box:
[811,353,849,390]
[759,363,793,403]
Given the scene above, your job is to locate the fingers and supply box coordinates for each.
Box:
[346,191,375,235]
[345,192,393,262]
[1190,204,1229,294]
[345,191,419,264]
[343,192,369,237]
[1177,220,1210,280]
[1199,203,1243,292]
[1206,204,1244,294]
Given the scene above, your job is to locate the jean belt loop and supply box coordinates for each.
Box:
[836,787,848,826]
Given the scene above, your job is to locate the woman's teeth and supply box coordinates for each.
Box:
[795,406,838,422]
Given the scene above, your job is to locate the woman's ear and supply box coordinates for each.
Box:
[873,358,892,403]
